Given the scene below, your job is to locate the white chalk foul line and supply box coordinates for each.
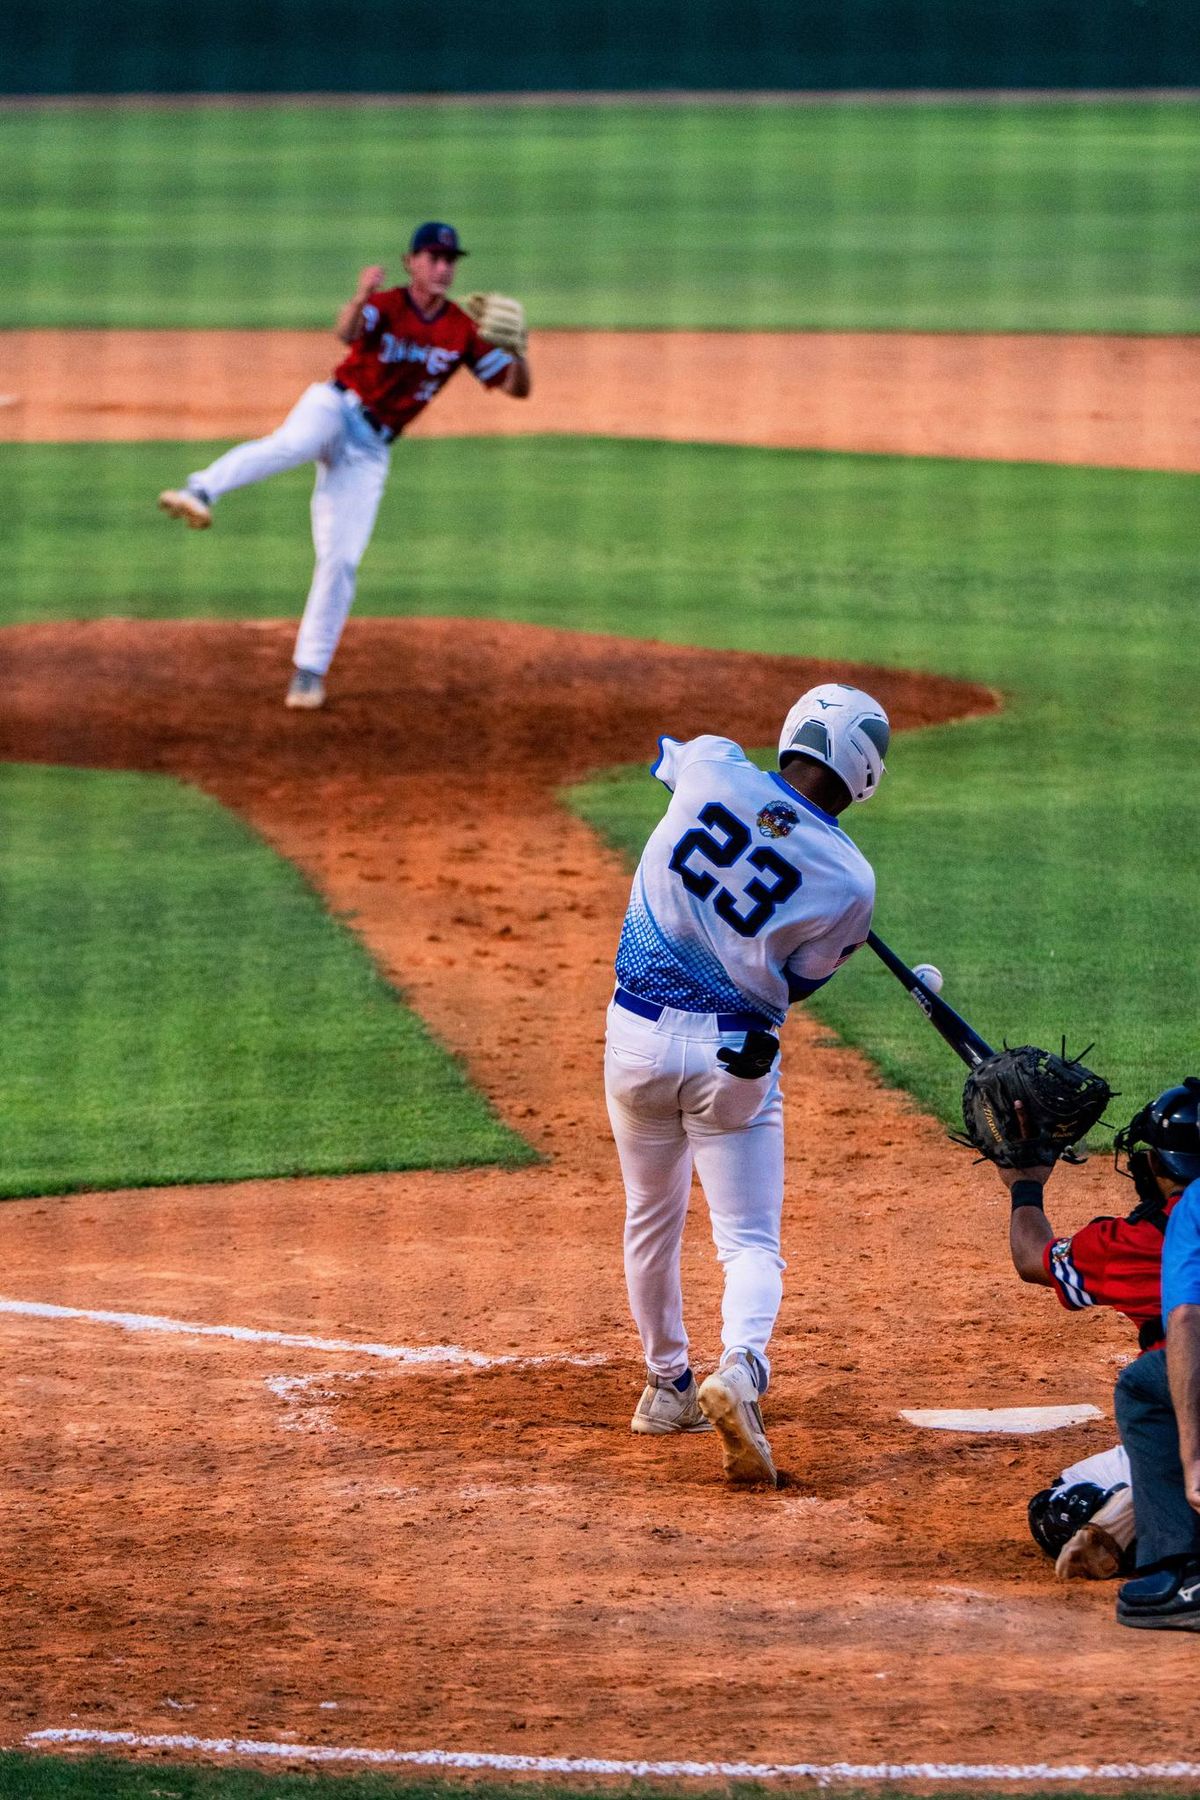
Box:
[0,1297,604,1368]
[24,1730,1200,1784]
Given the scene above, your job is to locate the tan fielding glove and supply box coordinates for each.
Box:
[462,292,527,357]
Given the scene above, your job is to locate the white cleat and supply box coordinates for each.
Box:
[630,1371,714,1435]
[698,1353,778,1486]
[157,487,213,529]
[285,668,326,710]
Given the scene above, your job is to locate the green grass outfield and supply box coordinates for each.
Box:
[1,98,1197,331]
[4,434,1198,1134]
[0,763,528,1196]
[0,1765,1193,1800]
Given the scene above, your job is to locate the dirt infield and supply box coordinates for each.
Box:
[2,615,1197,1778]
[5,324,1199,1777]
[2,328,1198,469]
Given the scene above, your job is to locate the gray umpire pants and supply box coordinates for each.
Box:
[1114,1348,1200,1571]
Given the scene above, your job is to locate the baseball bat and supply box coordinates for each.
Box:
[866,930,994,1069]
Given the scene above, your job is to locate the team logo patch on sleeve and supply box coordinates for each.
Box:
[756,801,800,840]
[1049,1238,1093,1309]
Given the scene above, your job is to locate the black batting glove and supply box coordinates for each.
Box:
[716,1029,779,1081]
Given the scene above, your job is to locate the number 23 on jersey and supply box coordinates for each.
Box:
[669,801,801,939]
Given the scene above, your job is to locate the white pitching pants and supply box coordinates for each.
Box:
[604,998,786,1388]
[189,381,392,677]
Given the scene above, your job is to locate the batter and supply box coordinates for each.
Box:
[157,222,531,708]
[605,684,890,1486]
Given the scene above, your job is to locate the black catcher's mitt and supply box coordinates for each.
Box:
[959,1044,1112,1168]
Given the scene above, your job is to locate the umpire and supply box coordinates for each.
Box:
[1112,1078,1200,1631]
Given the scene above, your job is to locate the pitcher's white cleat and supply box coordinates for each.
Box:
[630,1370,713,1435]
[157,488,213,529]
[285,668,326,710]
[698,1352,777,1486]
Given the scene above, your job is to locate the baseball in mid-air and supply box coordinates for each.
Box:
[913,963,944,994]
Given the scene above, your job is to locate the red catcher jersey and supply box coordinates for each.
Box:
[1043,1196,1181,1349]
[332,288,513,434]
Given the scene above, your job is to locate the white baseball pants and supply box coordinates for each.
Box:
[188,381,392,677]
[1058,1443,1131,1492]
[604,998,786,1389]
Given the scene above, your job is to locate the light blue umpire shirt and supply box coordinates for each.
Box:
[1162,1177,1200,1320]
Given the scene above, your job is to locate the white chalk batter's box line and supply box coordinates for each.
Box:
[24,1730,1200,1786]
[0,1297,606,1369]
[0,1301,1101,1436]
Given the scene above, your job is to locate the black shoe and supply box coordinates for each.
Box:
[1116,1563,1200,1630]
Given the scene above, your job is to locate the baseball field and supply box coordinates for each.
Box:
[1,94,1200,1794]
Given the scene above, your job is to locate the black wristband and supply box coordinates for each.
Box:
[1010,1179,1046,1212]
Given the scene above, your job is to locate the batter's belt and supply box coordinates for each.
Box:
[613,986,775,1035]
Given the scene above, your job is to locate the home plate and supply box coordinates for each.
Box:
[901,1404,1103,1434]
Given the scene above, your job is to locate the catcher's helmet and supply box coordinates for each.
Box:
[777,683,890,805]
[1114,1077,1200,1186]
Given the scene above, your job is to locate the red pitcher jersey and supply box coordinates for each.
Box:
[332,288,513,434]
[1043,1197,1180,1348]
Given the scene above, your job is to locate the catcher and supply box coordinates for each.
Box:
[962,1053,1194,1580]
[158,222,531,709]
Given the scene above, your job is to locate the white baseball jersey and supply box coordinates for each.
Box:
[614,735,875,1027]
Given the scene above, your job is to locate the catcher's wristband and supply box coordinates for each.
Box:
[1010,1178,1047,1212]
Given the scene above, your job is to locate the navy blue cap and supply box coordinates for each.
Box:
[409,221,468,258]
